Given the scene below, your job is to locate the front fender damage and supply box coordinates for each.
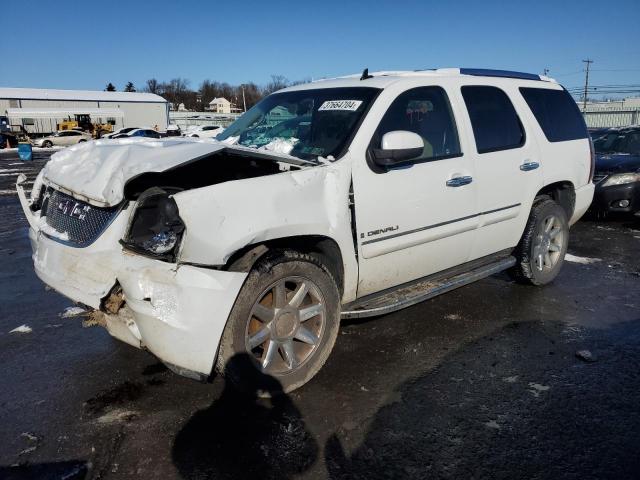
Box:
[172,160,359,302]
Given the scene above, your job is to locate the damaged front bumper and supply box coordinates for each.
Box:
[17,175,247,377]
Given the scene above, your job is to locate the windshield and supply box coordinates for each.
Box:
[217,87,379,161]
[594,130,640,155]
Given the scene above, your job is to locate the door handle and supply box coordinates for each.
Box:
[446,176,473,187]
[520,161,540,171]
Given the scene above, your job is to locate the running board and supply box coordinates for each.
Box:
[341,256,516,319]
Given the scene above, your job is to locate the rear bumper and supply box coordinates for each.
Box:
[569,183,595,225]
[591,181,640,214]
[18,177,247,376]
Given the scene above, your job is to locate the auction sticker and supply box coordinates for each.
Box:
[318,100,363,111]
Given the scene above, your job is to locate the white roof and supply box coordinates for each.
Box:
[0,87,166,103]
[209,97,230,104]
[6,107,124,118]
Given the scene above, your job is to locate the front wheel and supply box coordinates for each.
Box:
[216,250,340,394]
[43,140,53,148]
[509,197,569,285]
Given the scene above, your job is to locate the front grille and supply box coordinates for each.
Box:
[592,173,608,184]
[43,189,120,247]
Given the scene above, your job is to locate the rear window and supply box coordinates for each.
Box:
[520,87,588,142]
[461,86,525,154]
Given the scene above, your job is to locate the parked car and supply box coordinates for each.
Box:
[588,127,612,141]
[32,130,92,147]
[590,126,640,216]
[111,128,161,139]
[183,125,225,138]
[165,124,182,137]
[17,68,594,393]
[102,127,140,139]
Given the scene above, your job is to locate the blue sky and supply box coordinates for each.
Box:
[2,0,639,97]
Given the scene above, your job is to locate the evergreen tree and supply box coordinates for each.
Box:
[124,82,136,92]
[105,83,116,92]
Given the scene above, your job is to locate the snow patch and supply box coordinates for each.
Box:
[565,254,601,265]
[258,137,299,155]
[10,325,32,334]
[484,420,501,430]
[528,382,550,397]
[61,306,87,318]
[220,135,239,145]
[96,409,139,424]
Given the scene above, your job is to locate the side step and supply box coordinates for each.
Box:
[341,256,516,319]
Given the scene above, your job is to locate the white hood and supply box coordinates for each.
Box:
[42,138,225,206]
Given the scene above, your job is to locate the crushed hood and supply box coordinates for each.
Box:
[42,138,226,206]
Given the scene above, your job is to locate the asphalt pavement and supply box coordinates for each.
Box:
[1,149,639,479]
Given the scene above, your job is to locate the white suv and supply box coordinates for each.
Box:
[17,68,595,393]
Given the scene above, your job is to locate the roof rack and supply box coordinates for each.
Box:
[459,68,542,81]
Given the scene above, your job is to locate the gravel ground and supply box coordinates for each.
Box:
[1,149,639,479]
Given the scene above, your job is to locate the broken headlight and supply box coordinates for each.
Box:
[123,188,185,260]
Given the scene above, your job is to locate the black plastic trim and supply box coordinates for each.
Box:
[459,68,542,81]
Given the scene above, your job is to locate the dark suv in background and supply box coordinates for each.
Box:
[591,126,640,217]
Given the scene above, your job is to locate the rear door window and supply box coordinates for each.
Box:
[520,87,588,142]
[461,86,525,154]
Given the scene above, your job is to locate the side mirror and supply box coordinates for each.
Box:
[372,131,424,167]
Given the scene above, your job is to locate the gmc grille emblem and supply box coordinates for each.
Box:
[57,199,91,221]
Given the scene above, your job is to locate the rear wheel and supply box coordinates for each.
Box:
[216,250,340,394]
[509,198,569,285]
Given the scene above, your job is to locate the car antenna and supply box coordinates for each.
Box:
[360,68,374,81]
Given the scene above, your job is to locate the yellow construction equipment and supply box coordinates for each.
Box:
[57,114,114,138]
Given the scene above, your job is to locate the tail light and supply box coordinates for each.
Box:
[588,138,595,184]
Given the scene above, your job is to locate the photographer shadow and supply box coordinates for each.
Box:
[172,353,317,480]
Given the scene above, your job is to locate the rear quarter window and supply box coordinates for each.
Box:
[519,87,588,142]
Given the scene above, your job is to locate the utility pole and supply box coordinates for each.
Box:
[582,59,593,111]
[241,84,247,112]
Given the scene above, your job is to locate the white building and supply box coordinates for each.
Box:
[0,87,169,134]
[206,97,234,114]
[581,97,640,111]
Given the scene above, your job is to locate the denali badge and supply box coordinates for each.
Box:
[57,199,91,221]
[361,225,399,239]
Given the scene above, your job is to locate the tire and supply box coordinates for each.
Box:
[78,139,87,143]
[509,197,569,285]
[192,134,199,138]
[216,250,340,395]
[43,140,53,148]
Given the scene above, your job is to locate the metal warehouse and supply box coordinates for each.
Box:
[0,87,169,135]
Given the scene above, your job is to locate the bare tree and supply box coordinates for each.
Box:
[144,78,159,94]
[263,75,289,95]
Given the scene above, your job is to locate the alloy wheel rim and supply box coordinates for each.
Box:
[245,276,326,375]
[533,215,564,272]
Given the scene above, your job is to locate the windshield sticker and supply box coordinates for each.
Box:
[318,100,363,111]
